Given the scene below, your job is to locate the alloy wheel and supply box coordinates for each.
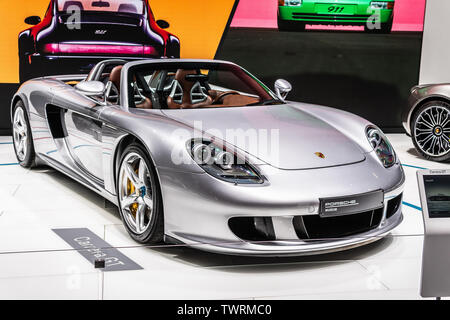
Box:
[118,152,154,235]
[414,105,450,157]
[13,107,28,162]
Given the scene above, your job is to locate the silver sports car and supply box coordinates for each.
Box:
[403,84,450,162]
[11,59,404,256]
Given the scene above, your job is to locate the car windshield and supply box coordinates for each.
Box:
[128,62,282,109]
[57,0,145,14]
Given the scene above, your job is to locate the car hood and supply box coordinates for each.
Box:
[161,104,366,170]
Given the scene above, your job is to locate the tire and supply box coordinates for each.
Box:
[12,100,36,168]
[411,100,450,162]
[277,15,305,32]
[116,143,164,244]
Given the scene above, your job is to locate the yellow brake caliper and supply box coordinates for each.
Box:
[127,178,139,217]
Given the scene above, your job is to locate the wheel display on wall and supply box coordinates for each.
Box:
[412,101,450,162]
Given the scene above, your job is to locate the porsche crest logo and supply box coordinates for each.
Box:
[315,152,325,159]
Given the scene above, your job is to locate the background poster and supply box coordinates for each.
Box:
[0,0,237,84]
[231,0,425,31]
[0,0,427,133]
[0,0,237,133]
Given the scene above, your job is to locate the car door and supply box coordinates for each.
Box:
[64,109,104,181]
[51,89,105,182]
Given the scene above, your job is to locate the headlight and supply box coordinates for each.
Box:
[370,1,394,9]
[366,126,396,168]
[279,0,302,6]
[188,139,264,184]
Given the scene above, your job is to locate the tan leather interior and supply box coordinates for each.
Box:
[167,69,213,109]
[109,65,123,93]
[218,94,260,107]
[136,97,153,109]
[109,65,152,109]
[207,90,260,108]
[108,67,260,110]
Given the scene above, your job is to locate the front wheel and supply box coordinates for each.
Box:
[117,143,164,244]
[412,101,450,162]
[12,100,36,168]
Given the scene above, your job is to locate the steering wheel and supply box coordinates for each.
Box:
[213,91,241,104]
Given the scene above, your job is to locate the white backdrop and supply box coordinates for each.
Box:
[419,0,450,85]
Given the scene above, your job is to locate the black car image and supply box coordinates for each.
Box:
[18,0,180,82]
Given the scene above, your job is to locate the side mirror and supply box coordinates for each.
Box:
[274,79,292,101]
[24,16,41,26]
[156,19,170,29]
[75,81,106,96]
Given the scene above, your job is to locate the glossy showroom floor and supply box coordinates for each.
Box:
[0,134,447,300]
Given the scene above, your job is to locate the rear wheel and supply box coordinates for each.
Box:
[117,143,164,244]
[12,100,36,168]
[412,101,450,162]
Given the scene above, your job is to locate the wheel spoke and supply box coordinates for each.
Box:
[436,137,442,154]
[440,136,448,153]
[443,133,450,142]
[121,195,138,210]
[21,137,27,157]
[437,108,443,125]
[135,203,146,234]
[125,162,140,187]
[13,122,22,134]
[429,136,437,153]
[18,140,24,154]
[143,195,153,211]
[138,158,147,183]
[432,108,440,125]
[427,110,436,126]
[416,128,432,133]
[419,133,433,145]
[419,118,434,129]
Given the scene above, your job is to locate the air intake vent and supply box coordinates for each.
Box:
[386,193,402,219]
[293,208,383,241]
[228,217,275,241]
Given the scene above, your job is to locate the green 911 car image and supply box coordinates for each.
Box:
[278,0,395,33]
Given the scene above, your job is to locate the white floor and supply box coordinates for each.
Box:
[0,134,447,300]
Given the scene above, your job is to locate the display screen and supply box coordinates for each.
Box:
[424,175,450,218]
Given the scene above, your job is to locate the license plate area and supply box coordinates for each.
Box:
[319,190,384,217]
[316,4,356,15]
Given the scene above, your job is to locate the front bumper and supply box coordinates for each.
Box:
[278,4,393,25]
[170,209,402,257]
[161,152,405,256]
